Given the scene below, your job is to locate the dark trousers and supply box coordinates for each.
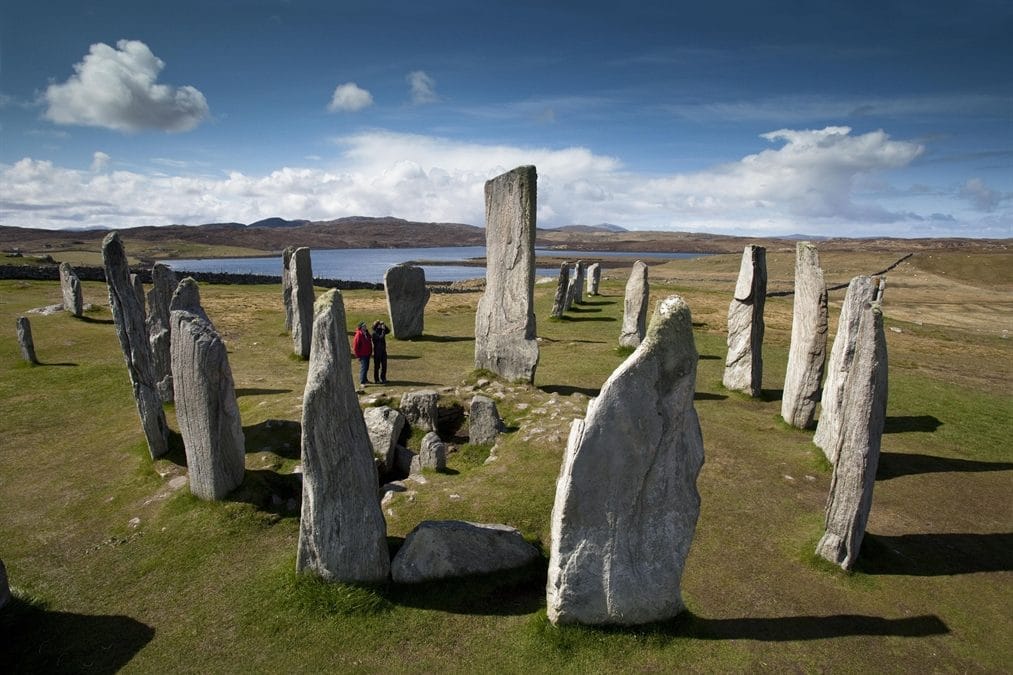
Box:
[373,353,387,383]
[358,356,370,384]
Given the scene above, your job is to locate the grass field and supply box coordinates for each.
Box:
[1,248,1011,672]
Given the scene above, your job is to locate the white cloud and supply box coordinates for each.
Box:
[327,82,373,112]
[959,177,1001,212]
[90,151,110,172]
[44,40,209,132]
[407,71,438,105]
[2,126,998,237]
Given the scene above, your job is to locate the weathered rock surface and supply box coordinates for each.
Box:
[413,432,447,472]
[587,262,601,296]
[564,271,579,311]
[722,245,767,397]
[297,289,390,583]
[815,302,888,570]
[16,316,38,364]
[391,520,540,584]
[474,165,539,383]
[171,305,246,501]
[290,247,314,359]
[364,405,406,473]
[550,262,570,318]
[782,242,829,428]
[814,276,883,460]
[102,232,169,459]
[400,389,439,432]
[469,395,503,445]
[147,263,178,402]
[282,246,295,333]
[573,260,586,305]
[618,260,649,349]
[59,262,83,317]
[169,277,207,318]
[548,295,705,626]
[384,264,429,339]
[130,274,146,315]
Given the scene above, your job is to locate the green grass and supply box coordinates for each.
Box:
[1,251,1011,672]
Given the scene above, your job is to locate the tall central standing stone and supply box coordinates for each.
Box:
[722,245,767,397]
[297,289,390,583]
[102,233,169,459]
[384,263,429,339]
[147,263,179,402]
[547,295,705,626]
[171,294,246,502]
[815,301,888,570]
[290,247,315,359]
[814,276,883,461]
[782,242,829,428]
[618,260,649,348]
[474,165,539,383]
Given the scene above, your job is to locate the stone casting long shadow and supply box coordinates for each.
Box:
[235,387,292,397]
[77,315,116,325]
[883,415,943,433]
[682,612,949,641]
[876,452,1013,480]
[2,597,155,673]
[857,532,1013,576]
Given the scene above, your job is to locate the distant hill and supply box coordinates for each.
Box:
[545,223,628,233]
[247,217,311,229]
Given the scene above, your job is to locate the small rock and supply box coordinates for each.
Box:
[890,327,902,334]
[128,517,141,529]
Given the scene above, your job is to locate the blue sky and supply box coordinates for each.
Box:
[1,0,1010,237]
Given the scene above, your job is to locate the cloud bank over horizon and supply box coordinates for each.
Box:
[1,126,1007,237]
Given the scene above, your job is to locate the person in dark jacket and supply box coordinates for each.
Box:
[371,320,390,384]
[352,321,372,385]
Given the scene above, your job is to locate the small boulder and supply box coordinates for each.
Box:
[469,395,503,445]
[364,406,407,473]
[400,389,439,432]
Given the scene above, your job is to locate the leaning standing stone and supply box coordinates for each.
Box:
[781,242,829,429]
[282,246,295,333]
[722,245,767,397]
[618,260,649,349]
[474,165,539,383]
[102,233,169,459]
[550,262,570,318]
[548,295,705,626]
[59,262,84,317]
[400,389,439,432]
[16,317,38,364]
[814,276,882,460]
[147,263,178,402]
[469,395,503,445]
[171,306,246,501]
[297,289,390,583]
[586,262,601,296]
[815,302,888,570]
[290,247,314,359]
[384,263,430,339]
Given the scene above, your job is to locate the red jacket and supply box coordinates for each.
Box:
[352,327,372,358]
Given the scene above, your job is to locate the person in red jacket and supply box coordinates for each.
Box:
[352,321,372,385]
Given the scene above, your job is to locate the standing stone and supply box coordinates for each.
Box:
[587,262,601,296]
[722,245,767,397]
[400,389,439,432]
[147,263,178,402]
[573,260,586,305]
[102,233,169,459]
[15,317,38,364]
[563,268,579,312]
[59,262,84,317]
[474,165,539,383]
[364,406,406,473]
[130,274,146,316]
[169,277,207,318]
[548,295,705,626]
[282,246,296,333]
[297,289,390,583]
[814,276,883,461]
[550,262,570,318]
[815,303,888,570]
[384,263,430,339]
[469,395,503,445]
[171,305,246,501]
[290,247,314,359]
[782,242,829,429]
[391,520,540,584]
[414,432,447,472]
[618,261,649,349]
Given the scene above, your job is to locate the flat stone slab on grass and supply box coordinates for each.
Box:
[391,520,540,584]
